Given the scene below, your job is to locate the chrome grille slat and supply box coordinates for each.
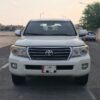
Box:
[28,47,71,60]
[29,52,69,54]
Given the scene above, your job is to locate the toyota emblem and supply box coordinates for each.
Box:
[45,50,53,56]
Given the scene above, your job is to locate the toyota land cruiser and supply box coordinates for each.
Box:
[9,19,91,86]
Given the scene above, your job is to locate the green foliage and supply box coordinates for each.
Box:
[80,2,100,30]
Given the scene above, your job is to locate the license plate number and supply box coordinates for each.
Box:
[42,66,56,73]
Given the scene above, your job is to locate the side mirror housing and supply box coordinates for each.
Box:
[15,30,22,36]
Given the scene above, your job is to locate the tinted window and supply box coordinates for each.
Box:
[88,32,95,35]
[24,21,77,36]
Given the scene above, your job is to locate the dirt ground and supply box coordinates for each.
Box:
[0,31,18,47]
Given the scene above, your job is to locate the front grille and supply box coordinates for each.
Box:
[57,65,73,70]
[25,65,73,70]
[25,65,41,70]
[28,47,71,60]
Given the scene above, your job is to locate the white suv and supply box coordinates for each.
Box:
[9,19,91,86]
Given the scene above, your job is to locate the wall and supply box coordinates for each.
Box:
[96,28,100,41]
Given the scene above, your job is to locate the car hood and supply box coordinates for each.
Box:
[15,36,85,47]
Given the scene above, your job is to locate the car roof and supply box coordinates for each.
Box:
[88,31,94,33]
[29,19,71,22]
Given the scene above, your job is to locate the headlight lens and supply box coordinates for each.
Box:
[11,45,28,57]
[71,46,89,57]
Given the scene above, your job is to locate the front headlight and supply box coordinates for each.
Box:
[71,45,89,57]
[11,45,28,58]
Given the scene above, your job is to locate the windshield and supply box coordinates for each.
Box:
[24,21,77,36]
[88,32,95,35]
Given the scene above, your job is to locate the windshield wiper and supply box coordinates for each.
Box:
[24,33,76,36]
[24,33,42,36]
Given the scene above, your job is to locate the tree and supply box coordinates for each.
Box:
[80,2,100,30]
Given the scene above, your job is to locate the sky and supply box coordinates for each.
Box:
[0,0,100,25]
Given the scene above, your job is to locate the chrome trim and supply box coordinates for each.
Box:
[67,47,72,60]
[28,46,70,48]
[27,47,31,60]
[27,46,71,60]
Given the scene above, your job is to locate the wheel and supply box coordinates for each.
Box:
[11,74,26,86]
[75,74,89,86]
[94,39,96,41]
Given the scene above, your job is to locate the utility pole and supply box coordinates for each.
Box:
[40,12,44,19]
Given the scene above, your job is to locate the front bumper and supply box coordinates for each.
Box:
[9,54,91,77]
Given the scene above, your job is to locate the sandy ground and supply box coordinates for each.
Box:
[0,31,19,48]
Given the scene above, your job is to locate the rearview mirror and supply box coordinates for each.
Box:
[15,30,22,36]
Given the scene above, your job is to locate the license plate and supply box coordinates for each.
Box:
[42,66,56,73]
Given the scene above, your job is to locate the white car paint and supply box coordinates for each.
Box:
[9,20,91,84]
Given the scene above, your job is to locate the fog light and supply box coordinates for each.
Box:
[11,63,17,69]
[82,63,88,70]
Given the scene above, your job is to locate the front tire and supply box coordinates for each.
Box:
[11,74,25,86]
[75,74,89,86]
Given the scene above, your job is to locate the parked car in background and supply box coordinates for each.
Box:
[79,29,88,39]
[79,29,88,40]
[84,31,96,41]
